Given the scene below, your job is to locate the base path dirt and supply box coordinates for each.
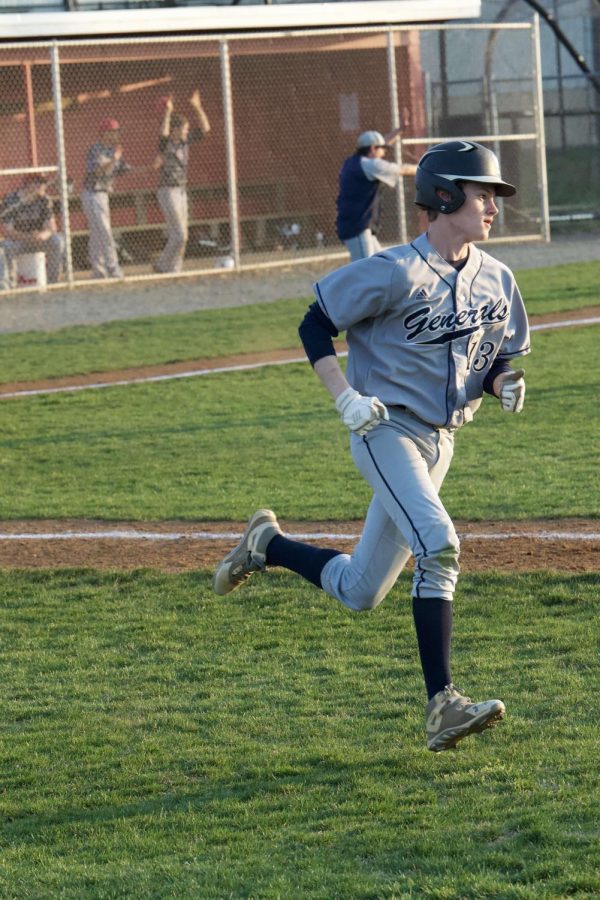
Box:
[0,518,598,573]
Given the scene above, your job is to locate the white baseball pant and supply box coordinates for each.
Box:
[321,407,460,607]
[81,190,122,279]
[155,186,188,273]
[343,229,382,261]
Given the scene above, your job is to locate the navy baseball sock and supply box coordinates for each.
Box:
[266,535,342,589]
[412,597,453,700]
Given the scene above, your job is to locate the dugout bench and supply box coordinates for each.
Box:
[64,178,319,266]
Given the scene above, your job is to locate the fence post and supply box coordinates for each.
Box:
[50,41,74,285]
[220,39,241,269]
[483,71,506,235]
[387,29,407,245]
[531,15,551,242]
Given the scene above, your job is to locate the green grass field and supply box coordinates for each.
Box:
[0,325,598,520]
[0,260,598,897]
[0,259,598,384]
[0,570,598,897]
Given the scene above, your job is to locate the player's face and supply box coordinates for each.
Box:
[452,182,499,241]
[23,180,46,199]
[171,122,189,141]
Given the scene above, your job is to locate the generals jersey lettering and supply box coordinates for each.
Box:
[314,232,530,429]
[403,297,509,343]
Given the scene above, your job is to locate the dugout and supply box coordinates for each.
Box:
[0,3,550,288]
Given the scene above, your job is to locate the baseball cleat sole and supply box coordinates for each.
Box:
[212,508,281,596]
[427,701,505,752]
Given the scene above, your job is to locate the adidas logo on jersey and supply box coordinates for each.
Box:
[415,287,429,299]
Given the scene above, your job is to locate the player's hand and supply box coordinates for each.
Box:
[497,368,525,413]
[385,125,403,144]
[335,387,389,435]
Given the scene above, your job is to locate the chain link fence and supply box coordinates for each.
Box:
[0,19,548,292]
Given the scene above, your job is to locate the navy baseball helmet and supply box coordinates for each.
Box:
[415,140,516,214]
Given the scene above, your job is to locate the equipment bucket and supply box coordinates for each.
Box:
[16,252,47,291]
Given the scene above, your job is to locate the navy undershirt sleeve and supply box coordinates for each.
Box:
[483,357,513,396]
[298,302,340,366]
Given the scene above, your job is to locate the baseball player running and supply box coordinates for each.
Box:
[213,140,530,753]
[336,127,417,261]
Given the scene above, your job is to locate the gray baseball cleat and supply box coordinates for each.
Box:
[212,509,282,595]
[425,684,505,752]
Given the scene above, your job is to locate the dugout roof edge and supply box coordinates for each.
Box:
[0,1,481,40]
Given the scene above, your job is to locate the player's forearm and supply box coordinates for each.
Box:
[484,358,512,396]
[190,90,210,133]
[195,107,210,134]
[383,125,403,145]
[400,163,417,177]
[161,117,171,138]
[314,355,350,401]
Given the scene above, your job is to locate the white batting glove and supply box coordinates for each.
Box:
[335,387,390,435]
[498,368,526,413]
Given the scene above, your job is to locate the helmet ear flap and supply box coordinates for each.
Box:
[415,171,466,215]
[437,178,466,214]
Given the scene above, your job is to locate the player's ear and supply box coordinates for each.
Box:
[435,188,452,203]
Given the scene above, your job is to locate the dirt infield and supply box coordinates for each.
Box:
[0,518,598,573]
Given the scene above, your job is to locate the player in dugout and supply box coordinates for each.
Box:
[0,172,65,287]
[153,89,211,274]
[213,140,530,753]
[81,117,132,280]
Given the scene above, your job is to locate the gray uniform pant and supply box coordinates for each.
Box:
[343,229,382,261]
[155,186,188,273]
[321,407,460,607]
[81,190,122,279]
[2,233,65,285]
[0,246,8,290]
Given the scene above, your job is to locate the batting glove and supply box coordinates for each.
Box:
[497,368,526,413]
[335,387,390,435]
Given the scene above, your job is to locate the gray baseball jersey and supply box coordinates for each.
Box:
[360,156,402,188]
[314,231,530,429]
[83,143,131,193]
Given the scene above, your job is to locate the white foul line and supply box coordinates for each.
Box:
[0,355,310,400]
[0,529,598,542]
[0,315,598,401]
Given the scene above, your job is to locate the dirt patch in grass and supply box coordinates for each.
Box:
[0,518,597,573]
